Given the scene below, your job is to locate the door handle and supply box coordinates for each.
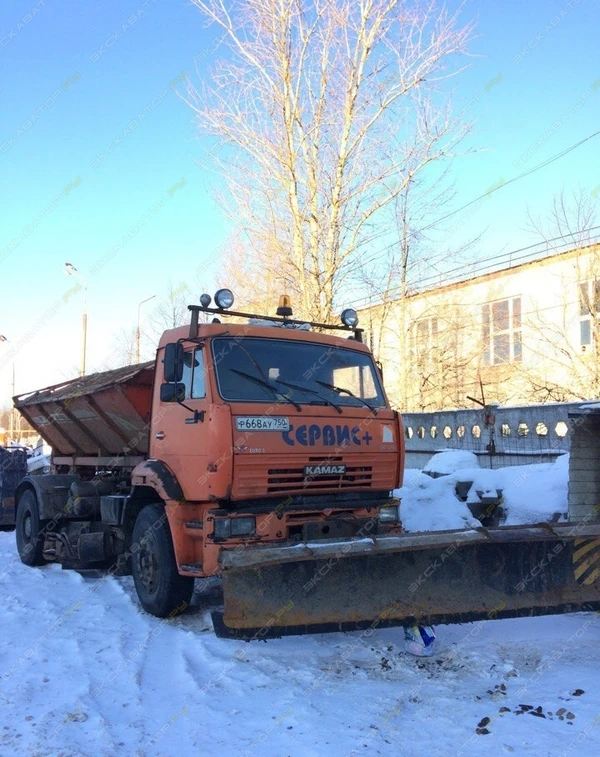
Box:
[155,432,165,440]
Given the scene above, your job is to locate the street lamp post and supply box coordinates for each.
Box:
[136,295,157,363]
[64,262,87,377]
[10,362,15,441]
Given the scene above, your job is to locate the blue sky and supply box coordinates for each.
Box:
[0,0,599,403]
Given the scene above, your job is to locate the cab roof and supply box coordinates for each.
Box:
[158,321,372,353]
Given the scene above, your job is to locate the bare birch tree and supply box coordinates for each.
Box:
[358,162,482,358]
[374,286,484,411]
[106,283,193,369]
[185,0,473,321]
[110,327,138,367]
[526,187,599,252]
[148,282,191,333]
[217,231,297,315]
[523,189,600,401]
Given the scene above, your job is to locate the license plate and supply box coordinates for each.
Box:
[235,416,290,431]
[304,464,347,476]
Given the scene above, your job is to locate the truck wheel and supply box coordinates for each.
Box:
[15,490,47,566]
[131,503,194,618]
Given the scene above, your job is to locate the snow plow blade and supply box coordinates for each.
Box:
[213,524,600,640]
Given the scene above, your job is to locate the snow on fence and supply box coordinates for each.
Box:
[402,401,582,469]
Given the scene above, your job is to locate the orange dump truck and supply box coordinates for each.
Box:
[13,292,600,639]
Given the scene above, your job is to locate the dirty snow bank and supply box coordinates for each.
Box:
[397,453,569,532]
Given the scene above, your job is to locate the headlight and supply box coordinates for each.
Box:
[379,506,399,523]
[200,293,212,307]
[341,308,359,327]
[214,288,234,309]
[213,516,256,539]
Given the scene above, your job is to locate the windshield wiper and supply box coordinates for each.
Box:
[275,379,343,414]
[230,368,302,412]
[315,380,379,415]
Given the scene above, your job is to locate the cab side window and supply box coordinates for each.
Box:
[182,350,206,399]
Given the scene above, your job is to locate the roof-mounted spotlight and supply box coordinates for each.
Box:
[340,308,359,328]
[200,293,212,308]
[276,294,293,317]
[214,288,234,310]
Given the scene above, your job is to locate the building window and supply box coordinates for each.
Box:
[579,280,600,350]
[414,317,438,358]
[482,297,521,365]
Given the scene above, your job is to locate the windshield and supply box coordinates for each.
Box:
[211,337,386,408]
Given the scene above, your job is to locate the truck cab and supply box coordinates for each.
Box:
[142,310,404,579]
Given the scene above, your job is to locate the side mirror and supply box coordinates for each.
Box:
[163,342,184,383]
[160,383,186,403]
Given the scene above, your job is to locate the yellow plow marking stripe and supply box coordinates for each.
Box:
[574,549,600,581]
[573,539,600,562]
[582,565,600,586]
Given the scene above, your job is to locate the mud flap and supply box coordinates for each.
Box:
[213,525,600,640]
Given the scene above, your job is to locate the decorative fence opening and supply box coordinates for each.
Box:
[401,402,580,469]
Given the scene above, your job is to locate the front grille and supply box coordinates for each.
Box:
[267,465,373,493]
[232,451,393,501]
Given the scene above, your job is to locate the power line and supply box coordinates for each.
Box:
[355,127,600,273]
[400,230,600,296]
[419,128,600,232]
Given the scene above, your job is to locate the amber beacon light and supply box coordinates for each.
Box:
[276,294,293,317]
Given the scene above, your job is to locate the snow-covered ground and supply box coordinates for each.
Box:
[2,453,599,757]
[1,532,600,756]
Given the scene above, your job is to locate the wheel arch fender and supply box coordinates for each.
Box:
[15,474,80,521]
[128,462,196,571]
[131,460,184,503]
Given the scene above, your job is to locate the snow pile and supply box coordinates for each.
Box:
[27,439,52,474]
[397,453,569,532]
[501,454,569,525]
[423,450,479,476]
[396,469,481,531]
[27,449,52,474]
[579,401,600,411]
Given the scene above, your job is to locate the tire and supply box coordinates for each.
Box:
[131,503,194,618]
[15,489,47,566]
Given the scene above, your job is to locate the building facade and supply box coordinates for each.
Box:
[363,243,600,411]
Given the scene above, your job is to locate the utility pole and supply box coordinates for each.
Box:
[136,295,157,363]
[64,263,88,376]
[0,336,14,443]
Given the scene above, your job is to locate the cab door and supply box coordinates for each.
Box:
[150,346,210,501]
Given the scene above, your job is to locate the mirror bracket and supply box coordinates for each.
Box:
[184,409,205,425]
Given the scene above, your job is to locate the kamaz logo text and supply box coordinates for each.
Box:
[304,464,346,476]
